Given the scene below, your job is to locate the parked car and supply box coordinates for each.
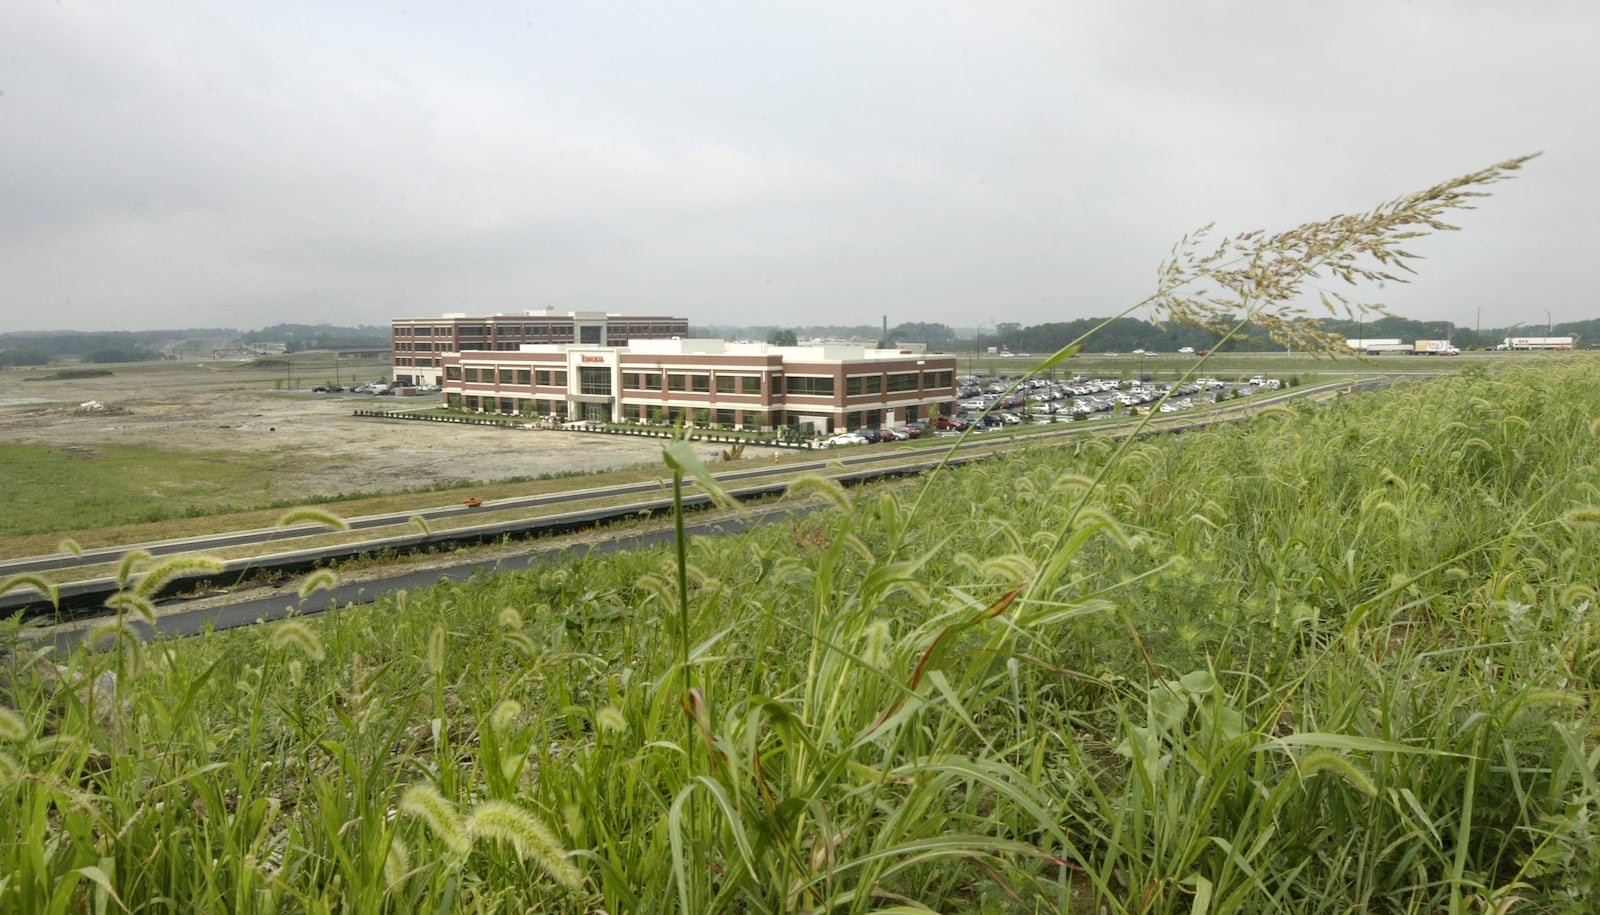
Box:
[822,432,867,447]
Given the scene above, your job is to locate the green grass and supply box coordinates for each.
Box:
[5,360,1599,912]
[0,443,329,537]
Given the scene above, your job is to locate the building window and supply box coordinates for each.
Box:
[715,409,735,425]
[516,369,531,385]
[864,375,882,394]
[498,398,515,414]
[887,372,919,393]
[668,374,687,392]
[553,371,566,386]
[579,325,602,344]
[690,374,710,393]
[498,369,515,385]
[622,372,641,389]
[716,375,736,394]
[785,375,834,396]
[845,376,862,396]
[578,366,612,395]
[740,376,760,395]
[445,366,462,381]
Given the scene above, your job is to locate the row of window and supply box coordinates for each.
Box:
[438,368,954,400]
[446,366,571,386]
[395,322,686,337]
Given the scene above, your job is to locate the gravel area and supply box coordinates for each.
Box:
[0,362,764,500]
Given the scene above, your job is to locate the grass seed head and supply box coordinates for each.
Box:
[384,834,411,889]
[132,555,226,600]
[498,606,523,629]
[399,783,471,857]
[466,800,583,893]
[0,706,26,742]
[298,568,339,598]
[1561,507,1600,529]
[596,705,627,734]
[490,700,521,732]
[0,752,17,789]
[427,624,447,675]
[276,507,351,531]
[268,619,326,662]
[785,474,852,513]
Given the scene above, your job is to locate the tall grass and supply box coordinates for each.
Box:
[8,156,1594,912]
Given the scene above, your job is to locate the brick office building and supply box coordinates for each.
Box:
[438,338,957,434]
[391,309,690,386]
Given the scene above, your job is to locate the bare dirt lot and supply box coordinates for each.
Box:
[0,360,758,504]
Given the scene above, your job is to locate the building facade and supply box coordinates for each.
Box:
[391,309,690,386]
[438,339,958,434]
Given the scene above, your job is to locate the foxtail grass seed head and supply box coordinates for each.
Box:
[105,591,158,625]
[0,706,26,742]
[114,550,152,588]
[0,574,57,604]
[384,835,411,889]
[1590,416,1600,438]
[276,507,351,531]
[785,474,852,513]
[298,568,339,598]
[132,556,226,600]
[59,537,83,558]
[269,620,326,662]
[399,784,470,857]
[427,624,447,675]
[1561,507,1600,529]
[490,700,521,732]
[1296,750,1378,798]
[288,660,304,686]
[861,619,893,669]
[466,800,583,893]
[0,752,17,789]
[501,629,537,656]
[596,705,627,734]
[498,606,523,629]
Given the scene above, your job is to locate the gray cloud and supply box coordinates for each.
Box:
[1,1,1593,333]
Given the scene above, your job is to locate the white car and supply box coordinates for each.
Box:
[822,433,867,447]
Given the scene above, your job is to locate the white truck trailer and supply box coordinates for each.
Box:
[1413,340,1460,355]
[1345,338,1411,355]
[1496,336,1575,351]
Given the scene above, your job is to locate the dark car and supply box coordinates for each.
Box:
[852,428,883,444]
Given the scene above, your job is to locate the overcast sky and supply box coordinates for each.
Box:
[1,2,1594,334]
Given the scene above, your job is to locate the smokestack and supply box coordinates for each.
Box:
[882,315,887,337]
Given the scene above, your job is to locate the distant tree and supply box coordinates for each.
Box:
[877,337,899,350]
[767,329,798,347]
[86,347,160,364]
[0,348,52,367]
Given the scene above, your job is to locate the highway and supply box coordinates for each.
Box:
[7,376,1388,628]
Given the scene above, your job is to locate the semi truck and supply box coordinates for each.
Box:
[1413,340,1460,355]
[1344,338,1410,355]
[1496,336,1575,351]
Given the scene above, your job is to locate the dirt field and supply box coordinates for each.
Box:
[0,359,767,503]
